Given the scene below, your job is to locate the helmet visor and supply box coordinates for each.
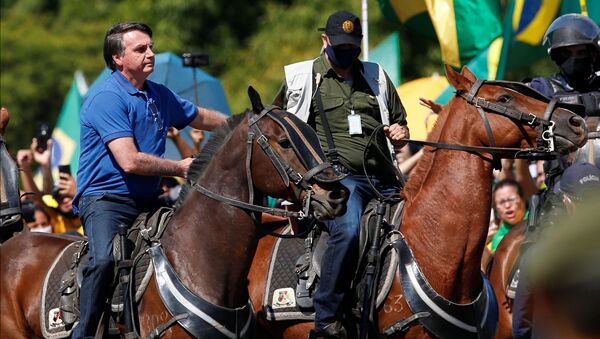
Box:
[543,14,600,50]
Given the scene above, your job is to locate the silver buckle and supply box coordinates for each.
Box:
[542,121,555,152]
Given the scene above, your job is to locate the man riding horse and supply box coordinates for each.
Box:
[272,10,409,338]
[71,22,227,338]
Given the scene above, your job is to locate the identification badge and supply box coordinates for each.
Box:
[348,113,362,135]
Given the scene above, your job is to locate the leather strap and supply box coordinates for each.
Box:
[314,73,340,164]
[192,182,305,218]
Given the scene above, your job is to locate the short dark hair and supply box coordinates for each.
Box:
[103,22,153,71]
[493,178,524,198]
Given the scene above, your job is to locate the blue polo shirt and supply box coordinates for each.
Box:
[74,71,196,208]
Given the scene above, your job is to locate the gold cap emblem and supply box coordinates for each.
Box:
[342,20,354,33]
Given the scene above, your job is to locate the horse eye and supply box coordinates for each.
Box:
[497,94,512,103]
[278,139,292,149]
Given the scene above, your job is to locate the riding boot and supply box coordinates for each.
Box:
[308,321,347,339]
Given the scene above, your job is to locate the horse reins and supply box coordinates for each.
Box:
[191,106,333,222]
[401,80,559,170]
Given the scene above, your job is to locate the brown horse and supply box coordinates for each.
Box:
[0,88,347,338]
[247,65,587,338]
[486,221,527,339]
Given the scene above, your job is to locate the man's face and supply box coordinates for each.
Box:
[555,44,590,60]
[114,30,155,80]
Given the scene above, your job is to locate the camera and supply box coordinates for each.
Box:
[21,200,36,223]
[35,122,52,153]
[182,53,209,67]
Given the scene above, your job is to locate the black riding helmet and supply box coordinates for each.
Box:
[543,13,600,66]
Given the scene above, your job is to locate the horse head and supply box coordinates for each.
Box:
[445,65,587,155]
[245,86,347,220]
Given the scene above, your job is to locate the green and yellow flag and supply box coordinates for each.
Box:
[379,0,503,68]
[51,72,86,176]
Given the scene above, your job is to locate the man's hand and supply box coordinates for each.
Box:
[384,123,410,148]
[190,129,205,152]
[179,157,194,179]
[57,173,77,198]
[167,127,180,140]
[16,149,33,170]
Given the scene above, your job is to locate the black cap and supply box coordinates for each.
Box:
[560,162,600,199]
[319,11,363,47]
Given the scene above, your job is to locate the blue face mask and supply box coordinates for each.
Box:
[325,45,361,69]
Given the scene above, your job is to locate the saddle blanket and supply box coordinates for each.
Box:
[41,242,81,339]
[40,242,155,338]
[262,226,398,322]
[262,226,314,321]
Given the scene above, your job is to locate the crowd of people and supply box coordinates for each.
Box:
[0,10,599,339]
[5,125,203,237]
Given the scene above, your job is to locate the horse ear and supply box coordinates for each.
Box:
[445,64,473,92]
[460,66,477,83]
[247,86,264,114]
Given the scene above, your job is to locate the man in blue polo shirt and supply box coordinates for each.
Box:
[72,22,227,339]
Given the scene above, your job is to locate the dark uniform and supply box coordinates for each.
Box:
[514,14,600,339]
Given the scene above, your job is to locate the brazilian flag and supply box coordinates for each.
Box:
[378,0,503,69]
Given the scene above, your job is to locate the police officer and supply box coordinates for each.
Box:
[513,14,600,338]
[530,13,599,99]
[529,13,600,168]
[273,10,409,338]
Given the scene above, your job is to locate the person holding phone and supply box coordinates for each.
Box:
[40,163,83,235]
[17,141,83,235]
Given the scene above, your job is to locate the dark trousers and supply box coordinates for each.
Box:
[72,194,157,339]
[313,174,397,330]
[512,251,535,339]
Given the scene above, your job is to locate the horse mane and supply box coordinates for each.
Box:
[175,112,248,207]
[402,93,457,200]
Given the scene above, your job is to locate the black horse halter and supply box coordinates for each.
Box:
[403,80,563,170]
[192,105,344,220]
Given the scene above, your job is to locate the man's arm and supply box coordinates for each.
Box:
[167,127,194,158]
[107,137,193,178]
[188,107,228,131]
[31,138,53,194]
[382,71,409,148]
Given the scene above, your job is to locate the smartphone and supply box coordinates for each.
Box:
[35,122,51,153]
[58,164,71,175]
[21,200,36,223]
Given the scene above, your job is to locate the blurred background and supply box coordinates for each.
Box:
[1,0,598,174]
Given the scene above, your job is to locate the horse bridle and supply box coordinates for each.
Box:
[192,105,339,220]
[402,80,560,169]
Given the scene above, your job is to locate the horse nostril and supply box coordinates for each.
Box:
[328,188,348,204]
[569,115,584,128]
